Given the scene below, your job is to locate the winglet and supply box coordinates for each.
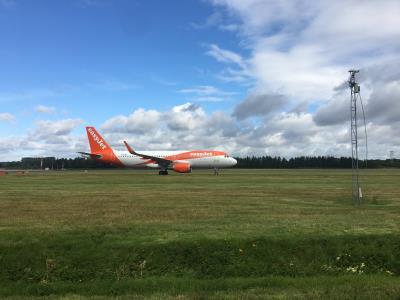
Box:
[123,141,135,154]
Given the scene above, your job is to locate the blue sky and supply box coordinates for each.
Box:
[1,0,400,160]
[0,0,245,133]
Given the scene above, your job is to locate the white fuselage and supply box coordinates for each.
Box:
[113,150,237,169]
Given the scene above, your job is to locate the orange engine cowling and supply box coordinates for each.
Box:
[172,161,192,173]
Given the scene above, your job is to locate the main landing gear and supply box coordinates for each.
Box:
[158,170,168,175]
[213,167,219,176]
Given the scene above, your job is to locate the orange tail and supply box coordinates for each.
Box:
[85,127,111,154]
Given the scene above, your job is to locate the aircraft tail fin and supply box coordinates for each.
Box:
[85,127,111,153]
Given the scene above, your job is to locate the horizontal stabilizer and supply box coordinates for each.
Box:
[77,152,103,159]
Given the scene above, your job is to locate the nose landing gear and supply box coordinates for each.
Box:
[158,170,168,175]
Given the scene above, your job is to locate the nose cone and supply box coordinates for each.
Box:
[231,157,237,166]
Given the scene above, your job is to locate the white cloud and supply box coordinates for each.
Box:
[206,44,245,67]
[102,108,161,134]
[208,0,400,97]
[191,12,223,29]
[98,103,236,153]
[96,103,363,158]
[0,118,85,161]
[0,112,15,122]
[180,85,225,95]
[250,45,344,99]
[167,103,206,131]
[179,85,236,102]
[216,67,252,84]
[211,0,315,33]
[35,105,56,114]
[30,119,84,142]
[233,93,288,120]
[97,102,399,159]
[1,99,399,162]
[202,0,400,158]
[205,44,253,84]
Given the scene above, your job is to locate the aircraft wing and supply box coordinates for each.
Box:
[123,141,172,167]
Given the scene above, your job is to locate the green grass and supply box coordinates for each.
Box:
[0,169,399,299]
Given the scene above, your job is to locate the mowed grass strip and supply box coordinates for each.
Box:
[0,169,399,298]
[0,169,399,237]
[1,275,400,299]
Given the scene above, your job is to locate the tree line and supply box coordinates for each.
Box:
[235,156,399,168]
[1,156,399,169]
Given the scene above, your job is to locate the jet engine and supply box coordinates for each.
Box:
[172,161,192,173]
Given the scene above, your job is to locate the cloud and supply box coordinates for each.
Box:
[314,69,400,127]
[208,0,400,98]
[313,92,348,126]
[366,81,400,124]
[203,0,400,157]
[206,44,245,67]
[250,45,344,100]
[191,12,223,29]
[216,67,252,84]
[233,93,288,120]
[102,108,161,134]
[218,23,239,32]
[2,99,399,162]
[205,44,253,84]
[96,103,351,158]
[179,85,236,102]
[30,119,84,144]
[0,118,85,161]
[0,112,15,122]
[98,103,237,153]
[35,105,56,114]
[210,0,318,36]
[167,103,206,131]
[180,85,225,95]
[206,111,240,138]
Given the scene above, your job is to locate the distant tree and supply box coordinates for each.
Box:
[1,156,399,169]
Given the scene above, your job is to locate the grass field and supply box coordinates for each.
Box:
[0,169,399,299]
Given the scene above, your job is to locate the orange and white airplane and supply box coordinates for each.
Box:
[78,127,237,175]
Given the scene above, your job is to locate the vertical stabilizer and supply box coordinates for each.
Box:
[85,127,111,153]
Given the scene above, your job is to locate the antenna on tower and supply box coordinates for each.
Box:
[348,70,368,205]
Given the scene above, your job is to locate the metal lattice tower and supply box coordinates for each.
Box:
[349,70,362,205]
[390,150,395,160]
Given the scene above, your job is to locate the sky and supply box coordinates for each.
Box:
[1,0,400,161]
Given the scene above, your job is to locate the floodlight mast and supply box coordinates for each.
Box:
[349,70,361,205]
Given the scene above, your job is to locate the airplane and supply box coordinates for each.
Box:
[78,127,237,175]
